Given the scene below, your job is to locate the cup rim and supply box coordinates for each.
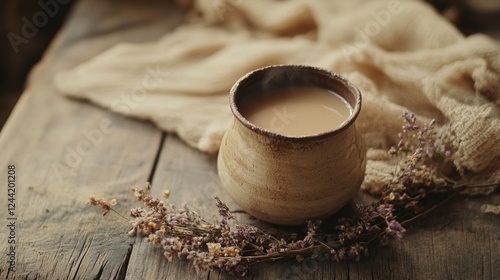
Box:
[229,64,362,141]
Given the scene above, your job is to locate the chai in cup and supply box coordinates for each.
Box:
[238,86,352,137]
[218,65,366,225]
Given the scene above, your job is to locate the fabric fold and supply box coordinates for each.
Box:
[54,0,500,191]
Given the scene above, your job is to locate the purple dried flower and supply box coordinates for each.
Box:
[385,220,406,240]
[87,117,473,278]
[214,196,234,220]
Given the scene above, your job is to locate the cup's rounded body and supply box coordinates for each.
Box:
[217,65,366,225]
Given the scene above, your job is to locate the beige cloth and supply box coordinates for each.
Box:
[54,0,500,193]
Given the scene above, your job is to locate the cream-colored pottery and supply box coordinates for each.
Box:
[217,65,366,225]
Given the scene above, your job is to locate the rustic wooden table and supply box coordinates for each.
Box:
[1,0,498,279]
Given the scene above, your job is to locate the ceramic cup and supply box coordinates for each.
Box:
[217,65,366,225]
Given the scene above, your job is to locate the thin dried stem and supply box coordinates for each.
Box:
[86,111,498,277]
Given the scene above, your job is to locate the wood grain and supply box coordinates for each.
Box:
[0,0,182,279]
[0,0,498,279]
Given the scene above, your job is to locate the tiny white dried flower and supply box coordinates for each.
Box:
[163,190,171,199]
[207,243,222,257]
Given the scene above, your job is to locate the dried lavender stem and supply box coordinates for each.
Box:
[86,111,499,277]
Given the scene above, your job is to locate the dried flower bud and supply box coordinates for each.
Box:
[163,190,170,199]
[86,195,117,216]
[86,113,484,278]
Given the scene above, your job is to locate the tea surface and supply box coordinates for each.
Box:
[240,87,352,136]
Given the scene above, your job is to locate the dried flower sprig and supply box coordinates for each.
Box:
[384,112,497,217]
[117,184,406,276]
[87,195,117,216]
[88,111,498,277]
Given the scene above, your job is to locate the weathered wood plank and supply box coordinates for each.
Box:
[345,193,500,280]
[0,0,498,279]
[127,134,499,279]
[0,0,184,279]
[124,134,216,279]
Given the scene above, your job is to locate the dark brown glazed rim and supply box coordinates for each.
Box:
[229,64,362,142]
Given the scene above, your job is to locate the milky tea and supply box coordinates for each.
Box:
[239,86,352,136]
[218,65,366,225]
